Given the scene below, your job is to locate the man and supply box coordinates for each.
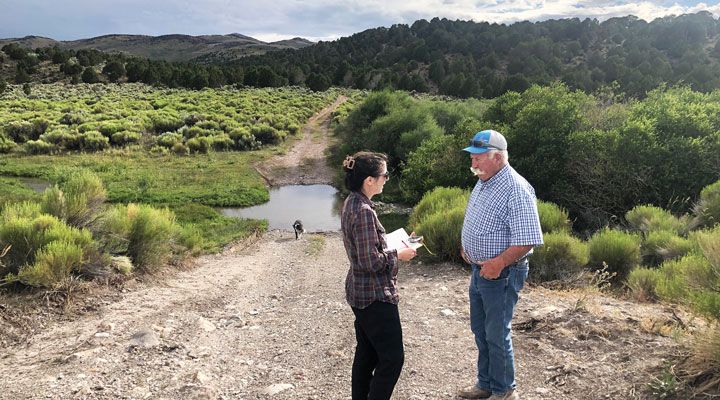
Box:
[458,129,543,400]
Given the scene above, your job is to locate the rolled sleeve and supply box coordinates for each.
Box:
[507,187,544,246]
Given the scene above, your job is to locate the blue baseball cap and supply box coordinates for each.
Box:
[462,130,507,154]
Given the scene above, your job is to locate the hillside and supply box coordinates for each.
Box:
[236,12,720,97]
[0,33,313,63]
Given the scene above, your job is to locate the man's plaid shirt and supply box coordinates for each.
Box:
[462,164,544,263]
[341,191,399,309]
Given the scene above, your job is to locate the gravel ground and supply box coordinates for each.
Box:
[0,230,695,399]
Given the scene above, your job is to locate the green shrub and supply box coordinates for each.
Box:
[694,225,720,274]
[587,228,641,280]
[126,204,176,272]
[78,130,110,151]
[40,186,67,221]
[210,133,234,151]
[654,255,697,302]
[627,267,661,301]
[528,232,588,282]
[40,127,80,150]
[149,113,184,133]
[178,225,204,256]
[228,127,258,150]
[0,133,16,153]
[110,130,141,146]
[96,204,132,254]
[537,200,571,233]
[400,129,478,203]
[111,256,133,275]
[694,180,720,228]
[156,132,184,148]
[24,139,55,155]
[287,123,300,135]
[655,250,720,319]
[59,112,85,125]
[171,142,189,155]
[409,187,469,229]
[414,206,466,263]
[641,230,694,266]
[4,120,46,143]
[251,124,283,145]
[186,136,213,153]
[626,205,686,234]
[52,170,107,228]
[1,201,42,221]
[11,241,83,287]
[0,212,93,277]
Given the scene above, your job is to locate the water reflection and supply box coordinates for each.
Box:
[220,185,344,231]
[16,177,52,192]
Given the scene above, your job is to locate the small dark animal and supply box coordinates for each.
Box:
[293,219,305,240]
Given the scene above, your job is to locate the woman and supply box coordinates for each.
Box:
[341,151,416,400]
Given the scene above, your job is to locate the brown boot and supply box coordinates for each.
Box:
[458,385,492,399]
[488,389,520,400]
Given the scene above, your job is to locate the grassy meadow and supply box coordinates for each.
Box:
[0,84,348,264]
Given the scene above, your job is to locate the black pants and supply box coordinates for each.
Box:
[351,301,404,400]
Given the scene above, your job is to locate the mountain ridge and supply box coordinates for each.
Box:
[0,33,314,63]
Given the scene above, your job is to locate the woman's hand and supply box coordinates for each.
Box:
[397,247,417,261]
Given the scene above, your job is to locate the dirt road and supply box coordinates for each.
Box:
[0,97,691,399]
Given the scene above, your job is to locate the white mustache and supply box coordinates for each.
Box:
[470,167,483,176]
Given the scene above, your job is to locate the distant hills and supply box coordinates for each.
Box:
[3,13,720,98]
[0,33,314,63]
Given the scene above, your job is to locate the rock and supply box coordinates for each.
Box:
[98,321,116,332]
[248,309,260,316]
[263,383,294,395]
[129,327,161,348]
[193,370,212,384]
[179,384,218,399]
[197,317,216,332]
[535,387,551,394]
[440,309,456,317]
[94,332,111,338]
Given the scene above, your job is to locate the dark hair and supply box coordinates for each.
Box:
[343,151,388,192]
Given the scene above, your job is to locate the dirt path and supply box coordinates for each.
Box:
[0,97,696,399]
[255,95,346,186]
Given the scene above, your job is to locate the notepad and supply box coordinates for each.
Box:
[385,228,424,251]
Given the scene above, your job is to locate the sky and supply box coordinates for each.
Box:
[1,0,720,43]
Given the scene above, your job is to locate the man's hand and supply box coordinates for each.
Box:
[478,257,505,279]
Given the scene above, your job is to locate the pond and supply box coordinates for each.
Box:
[17,177,53,192]
[219,184,344,232]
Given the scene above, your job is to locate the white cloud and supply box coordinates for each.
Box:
[1,0,719,41]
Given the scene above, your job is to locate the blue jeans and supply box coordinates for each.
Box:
[469,260,529,395]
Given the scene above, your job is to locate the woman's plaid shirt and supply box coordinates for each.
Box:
[341,191,399,309]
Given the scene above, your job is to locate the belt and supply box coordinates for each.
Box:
[475,256,528,268]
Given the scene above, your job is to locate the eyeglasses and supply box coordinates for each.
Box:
[469,139,501,149]
[376,171,390,179]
